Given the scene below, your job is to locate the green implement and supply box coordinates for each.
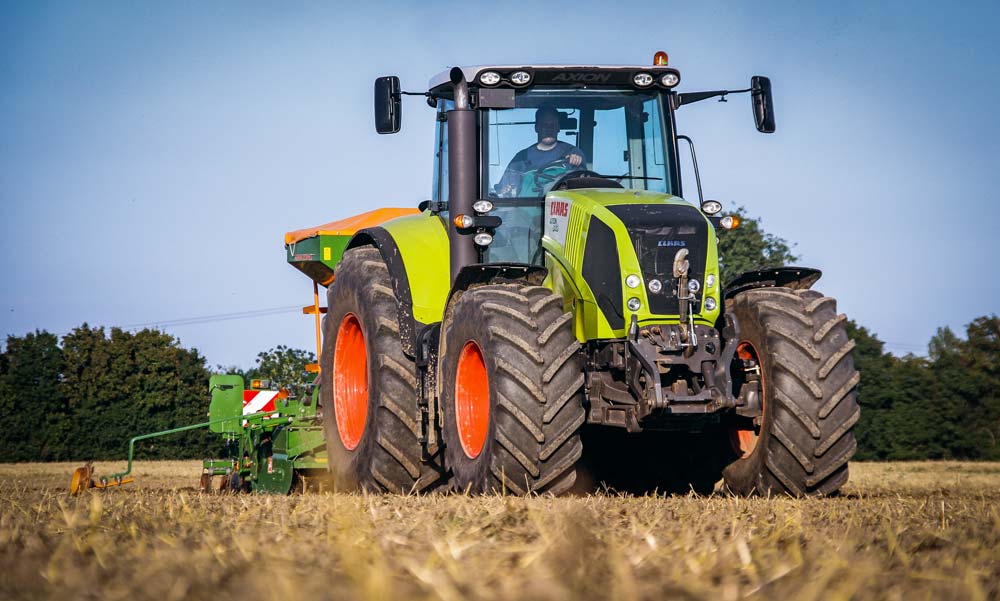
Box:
[70,375,329,495]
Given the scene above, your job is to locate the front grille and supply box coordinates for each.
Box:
[607,204,708,316]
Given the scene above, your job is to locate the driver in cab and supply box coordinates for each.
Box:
[498,107,586,196]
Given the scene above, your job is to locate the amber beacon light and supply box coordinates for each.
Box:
[653,51,669,66]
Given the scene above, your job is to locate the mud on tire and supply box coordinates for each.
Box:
[722,287,860,497]
[319,247,443,493]
[440,284,585,495]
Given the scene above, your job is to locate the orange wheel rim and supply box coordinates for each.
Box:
[732,340,763,457]
[333,313,368,450]
[455,341,490,459]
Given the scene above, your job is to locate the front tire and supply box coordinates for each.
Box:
[722,287,860,496]
[320,247,443,493]
[440,284,585,495]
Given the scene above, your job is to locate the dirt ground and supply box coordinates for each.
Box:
[1,461,998,600]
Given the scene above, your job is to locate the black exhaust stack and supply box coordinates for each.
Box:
[447,67,477,285]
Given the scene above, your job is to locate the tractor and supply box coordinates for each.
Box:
[71,53,859,498]
[285,53,860,496]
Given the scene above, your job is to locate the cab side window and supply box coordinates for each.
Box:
[432,99,454,202]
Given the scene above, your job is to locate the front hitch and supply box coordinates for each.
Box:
[623,322,738,422]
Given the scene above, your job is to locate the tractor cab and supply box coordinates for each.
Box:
[422,65,682,265]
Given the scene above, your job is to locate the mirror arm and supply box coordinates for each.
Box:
[675,87,752,108]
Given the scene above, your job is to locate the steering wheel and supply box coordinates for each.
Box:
[532,158,605,192]
[531,158,575,185]
[549,169,605,191]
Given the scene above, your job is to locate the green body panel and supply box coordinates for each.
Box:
[287,191,720,344]
[252,428,295,493]
[379,212,452,324]
[208,374,244,433]
[286,212,452,326]
[366,193,720,339]
[541,189,721,341]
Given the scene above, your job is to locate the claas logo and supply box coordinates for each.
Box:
[550,201,569,217]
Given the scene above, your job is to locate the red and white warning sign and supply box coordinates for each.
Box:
[242,390,280,425]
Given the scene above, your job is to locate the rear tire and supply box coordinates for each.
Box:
[722,287,860,496]
[320,247,443,493]
[440,284,585,495]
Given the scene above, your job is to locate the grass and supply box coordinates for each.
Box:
[1,461,998,600]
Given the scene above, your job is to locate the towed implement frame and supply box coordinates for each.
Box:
[70,375,329,495]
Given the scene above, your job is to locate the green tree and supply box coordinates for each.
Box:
[850,315,1000,460]
[0,331,70,461]
[245,345,316,398]
[845,320,895,460]
[716,206,799,284]
[928,317,1000,459]
[59,325,214,460]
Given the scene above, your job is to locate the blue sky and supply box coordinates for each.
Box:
[2,1,998,368]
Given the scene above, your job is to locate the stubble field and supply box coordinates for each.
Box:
[1,461,998,600]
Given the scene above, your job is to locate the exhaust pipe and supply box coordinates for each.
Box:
[447,67,477,284]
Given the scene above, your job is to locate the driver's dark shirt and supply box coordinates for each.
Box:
[499,141,586,193]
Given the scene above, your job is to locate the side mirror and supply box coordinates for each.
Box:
[751,75,775,133]
[374,76,401,134]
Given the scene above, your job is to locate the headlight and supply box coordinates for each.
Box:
[479,71,501,86]
[688,279,700,293]
[627,297,642,311]
[720,215,741,230]
[706,274,716,289]
[625,274,641,289]
[510,71,531,85]
[474,232,494,246]
[701,200,722,215]
[633,73,654,87]
[659,72,680,87]
[704,297,717,311]
[648,279,662,293]
[473,200,494,213]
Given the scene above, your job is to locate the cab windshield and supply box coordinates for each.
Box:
[483,88,673,199]
[478,88,674,264]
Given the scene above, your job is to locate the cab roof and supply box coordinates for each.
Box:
[427,65,681,92]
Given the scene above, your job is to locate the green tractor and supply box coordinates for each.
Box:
[286,54,859,496]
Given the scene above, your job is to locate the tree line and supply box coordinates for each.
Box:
[0,326,316,462]
[1,210,996,462]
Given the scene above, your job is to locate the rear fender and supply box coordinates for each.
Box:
[345,212,451,356]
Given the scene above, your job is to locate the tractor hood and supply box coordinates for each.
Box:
[542,188,721,335]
